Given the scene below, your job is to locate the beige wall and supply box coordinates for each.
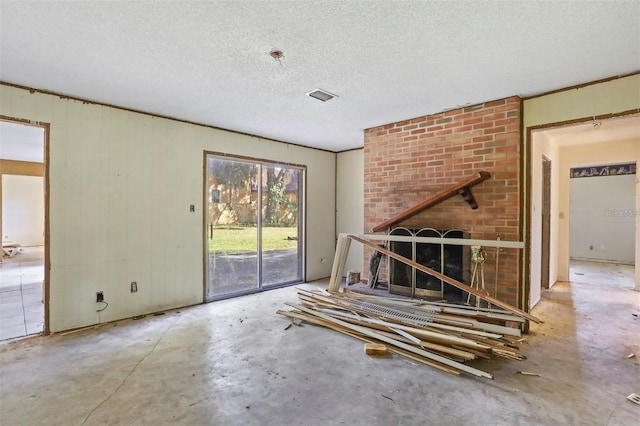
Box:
[336,149,364,274]
[0,160,45,260]
[524,74,640,303]
[524,75,640,126]
[0,84,337,332]
[2,175,45,246]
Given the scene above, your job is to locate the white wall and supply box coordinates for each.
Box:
[336,149,364,275]
[524,74,640,304]
[2,175,45,246]
[559,141,639,273]
[570,173,635,263]
[0,84,336,332]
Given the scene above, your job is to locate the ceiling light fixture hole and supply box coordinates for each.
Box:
[269,49,284,62]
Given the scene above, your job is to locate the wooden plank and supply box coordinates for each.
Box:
[431,314,522,337]
[364,342,388,355]
[319,304,504,340]
[346,234,542,324]
[312,291,522,341]
[372,330,478,360]
[517,371,540,376]
[295,306,487,348]
[277,310,462,375]
[287,302,494,379]
[451,345,492,360]
[300,289,506,338]
[360,233,524,249]
[372,171,491,232]
[387,346,461,375]
[342,291,523,323]
[389,327,422,344]
[429,306,526,324]
[328,234,351,293]
[299,307,485,359]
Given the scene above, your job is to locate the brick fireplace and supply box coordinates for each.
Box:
[364,96,522,307]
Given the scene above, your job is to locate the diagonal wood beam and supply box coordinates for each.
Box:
[344,234,542,324]
[372,171,491,232]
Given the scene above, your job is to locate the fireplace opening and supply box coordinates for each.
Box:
[388,228,469,301]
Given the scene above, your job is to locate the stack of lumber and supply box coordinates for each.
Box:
[278,289,528,380]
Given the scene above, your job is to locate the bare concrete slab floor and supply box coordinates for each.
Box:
[0,261,638,425]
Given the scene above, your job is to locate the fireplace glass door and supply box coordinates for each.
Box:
[389,227,467,301]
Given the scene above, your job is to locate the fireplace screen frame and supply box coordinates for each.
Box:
[388,227,469,299]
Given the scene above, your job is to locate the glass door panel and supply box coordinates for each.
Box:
[261,166,302,286]
[206,156,259,300]
[205,153,305,301]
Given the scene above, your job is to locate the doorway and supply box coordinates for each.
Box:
[528,114,640,311]
[0,119,48,340]
[541,156,551,289]
[204,152,304,301]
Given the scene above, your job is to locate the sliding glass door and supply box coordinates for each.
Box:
[261,165,302,286]
[205,156,259,299]
[205,153,304,301]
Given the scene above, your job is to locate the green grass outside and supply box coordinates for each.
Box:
[209,226,298,253]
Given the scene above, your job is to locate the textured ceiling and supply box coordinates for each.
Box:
[1,1,639,152]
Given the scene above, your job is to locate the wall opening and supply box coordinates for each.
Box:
[528,114,639,310]
[0,118,48,339]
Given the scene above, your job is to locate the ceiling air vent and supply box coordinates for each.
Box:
[306,88,337,102]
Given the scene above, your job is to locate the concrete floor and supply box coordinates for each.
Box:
[0,261,638,425]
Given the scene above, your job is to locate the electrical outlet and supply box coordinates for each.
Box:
[96,291,104,303]
[131,281,138,293]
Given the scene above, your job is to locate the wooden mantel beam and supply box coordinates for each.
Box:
[372,171,491,232]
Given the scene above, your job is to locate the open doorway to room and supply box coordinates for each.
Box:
[0,119,47,340]
[528,114,639,309]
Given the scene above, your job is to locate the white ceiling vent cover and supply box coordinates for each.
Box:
[306,88,338,102]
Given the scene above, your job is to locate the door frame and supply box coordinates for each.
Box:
[0,115,50,335]
[541,156,551,290]
[523,111,640,313]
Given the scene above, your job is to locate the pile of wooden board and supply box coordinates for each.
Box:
[278,289,528,380]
